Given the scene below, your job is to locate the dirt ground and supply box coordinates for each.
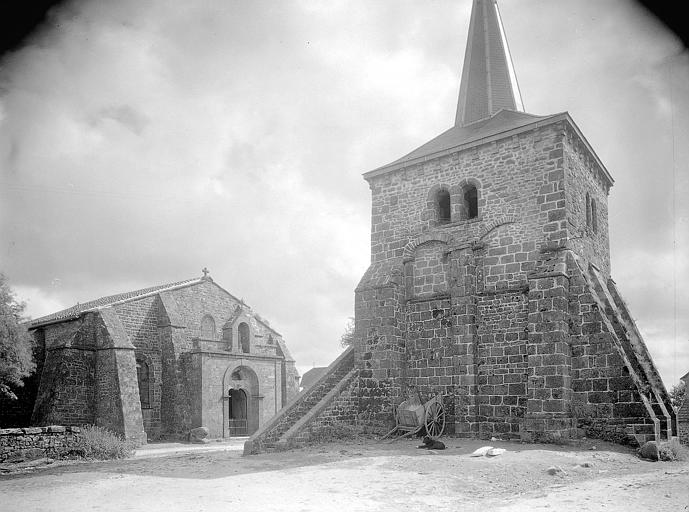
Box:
[1,437,687,511]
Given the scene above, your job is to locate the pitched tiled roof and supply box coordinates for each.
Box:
[365,109,561,178]
[29,277,204,328]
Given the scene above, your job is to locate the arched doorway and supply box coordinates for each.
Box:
[223,365,260,437]
[228,388,247,436]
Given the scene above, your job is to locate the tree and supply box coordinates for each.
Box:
[670,380,686,410]
[0,273,35,399]
[340,317,355,348]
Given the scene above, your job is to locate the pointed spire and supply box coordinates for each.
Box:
[455,0,524,127]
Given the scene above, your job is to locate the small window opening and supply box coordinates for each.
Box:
[238,322,250,353]
[591,199,598,233]
[436,189,451,223]
[585,192,592,228]
[136,360,151,409]
[464,186,478,219]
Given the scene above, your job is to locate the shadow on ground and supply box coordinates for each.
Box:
[0,436,639,482]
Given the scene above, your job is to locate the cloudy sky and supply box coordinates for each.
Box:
[0,0,687,386]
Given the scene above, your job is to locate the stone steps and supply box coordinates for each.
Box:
[627,423,657,447]
[584,263,676,443]
[244,347,355,454]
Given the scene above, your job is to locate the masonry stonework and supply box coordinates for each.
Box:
[352,116,674,444]
[340,0,679,444]
[0,426,82,462]
[21,276,299,443]
[239,0,675,454]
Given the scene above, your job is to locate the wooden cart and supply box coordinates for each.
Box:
[381,391,446,441]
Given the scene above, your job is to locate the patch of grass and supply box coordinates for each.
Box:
[61,425,136,460]
[658,439,689,462]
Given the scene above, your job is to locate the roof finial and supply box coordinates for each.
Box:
[202,267,210,279]
[455,0,524,127]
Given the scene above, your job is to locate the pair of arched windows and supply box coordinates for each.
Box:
[436,185,478,223]
[201,314,250,353]
[585,192,598,233]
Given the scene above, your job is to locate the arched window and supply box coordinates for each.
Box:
[436,189,451,223]
[464,185,478,219]
[591,199,598,233]
[585,192,592,228]
[136,359,151,409]
[200,315,216,340]
[238,322,250,353]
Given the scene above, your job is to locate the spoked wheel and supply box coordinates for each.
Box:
[424,400,445,439]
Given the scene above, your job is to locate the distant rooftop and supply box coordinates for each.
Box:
[300,367,328,390]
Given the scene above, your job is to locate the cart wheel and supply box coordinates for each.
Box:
[424,400,445,439]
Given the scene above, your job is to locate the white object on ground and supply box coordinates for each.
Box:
[470,446,494,457]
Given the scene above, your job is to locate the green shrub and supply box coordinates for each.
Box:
[65,425,136,460]
[658,439,689,462]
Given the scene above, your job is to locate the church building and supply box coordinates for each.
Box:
[352,0,675,444]
[23,272,300,443]
[244,0,676,454]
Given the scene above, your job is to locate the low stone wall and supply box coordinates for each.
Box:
[0,426,81,462]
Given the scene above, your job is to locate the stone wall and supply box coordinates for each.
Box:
[0,426,81,462]
[679,406,688,445]
[523,246,576,441]
[563,126,611,278]
[23,279,301,444]
[204,354,283,438]
[351,115,669,444]
[365,123,567,266]
[356,122,571,437]
[567,254,654,442]
[404,296,457,433]
[32,347,97,426]
[31,318,98,427]
[475,290,528,438]
[354,283,404,432]
[155,280,297,438]
[115,296,162,435]
[291,375,359,445]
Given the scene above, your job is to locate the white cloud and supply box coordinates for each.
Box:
[1,0,687,383]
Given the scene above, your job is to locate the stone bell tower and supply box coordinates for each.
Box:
[354,0,674,444]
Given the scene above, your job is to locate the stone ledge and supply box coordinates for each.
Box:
[0,426,81,436]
